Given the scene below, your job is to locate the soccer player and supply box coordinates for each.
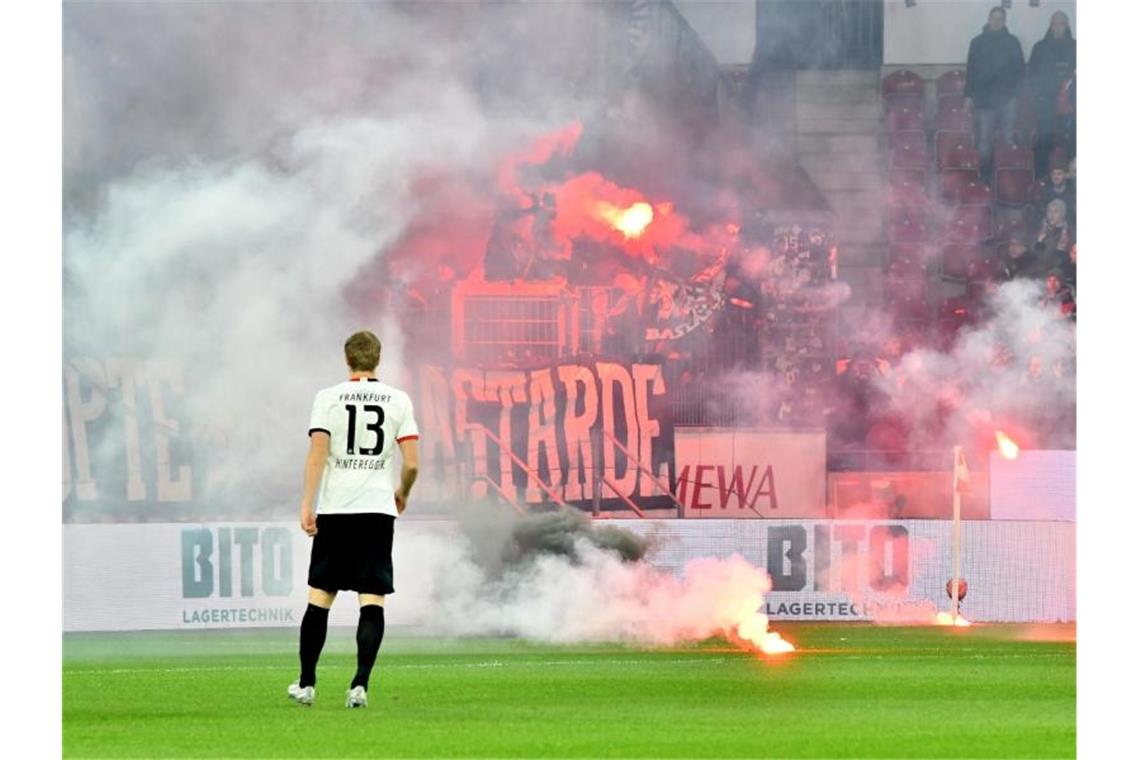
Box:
[287,330,419,708]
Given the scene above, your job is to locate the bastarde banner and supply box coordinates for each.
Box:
[63,518,1074,631]
[413,361,677,510]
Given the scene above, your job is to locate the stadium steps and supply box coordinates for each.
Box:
[793,69,887,306]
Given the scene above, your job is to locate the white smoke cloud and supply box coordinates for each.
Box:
[63,3,602,502]
[873,279,1076,450]
[391,522,775,646]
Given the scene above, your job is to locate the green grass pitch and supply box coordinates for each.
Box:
[63,623,1075,758]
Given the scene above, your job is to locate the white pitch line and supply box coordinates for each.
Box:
[63,651,1070,676]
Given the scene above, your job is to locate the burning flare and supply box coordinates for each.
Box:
[735,611,795,655]
[596,201,654,239]
[934,612,973,627]
[995,431,1020,460]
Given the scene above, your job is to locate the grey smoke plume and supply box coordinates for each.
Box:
[390,510,778,646]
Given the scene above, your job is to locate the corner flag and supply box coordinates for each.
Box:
[953,446,971,494]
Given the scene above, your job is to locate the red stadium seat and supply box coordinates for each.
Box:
[888,256,926,278]
[886,92,924,114]
[886,104,924,133]
[940,170,980,203]
[995,168,1035,207]
[888,243,930,272]
[965,255,996,283]
[945,206,993,243]
[936,70,967,98]
[888,141,927,171]
[887,133,927,193]
[939,294,973,329]
[887,215,929,243]
[939,95,966,121]
[887,206,926,230]
[886,276,931,321]
[886,177,929,209]
[955,180,994,206]
[882,69,925,112]
[935,130,974,168]
[934,104,973,132]
[940,244,983,280]
[887,130,925,154]
[994,143,1032,170]
[888,166,927,188]
[938,145,982,201]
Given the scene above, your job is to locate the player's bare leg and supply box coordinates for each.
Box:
[347,593,385,708]
[289,587,337,705]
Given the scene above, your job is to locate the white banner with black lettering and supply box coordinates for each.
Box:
[63,518,1074,631]
[674,429,827,518]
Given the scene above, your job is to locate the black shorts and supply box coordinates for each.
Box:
[307,513,396,595]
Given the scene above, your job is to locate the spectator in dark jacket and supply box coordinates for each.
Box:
[965,7,1025,178]
[999,234,1048,281]
[1027,12,1076,175]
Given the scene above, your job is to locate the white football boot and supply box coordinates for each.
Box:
[345,685,368,708]
[288,681,315,706]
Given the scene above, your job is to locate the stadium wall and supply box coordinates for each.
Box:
[63,518,1074,632]
[883,0,1076,65]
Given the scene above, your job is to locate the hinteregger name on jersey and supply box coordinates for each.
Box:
[332,457,387,470]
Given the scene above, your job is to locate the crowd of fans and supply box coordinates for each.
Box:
[964,6,1076,302]
[839,6,1078,457]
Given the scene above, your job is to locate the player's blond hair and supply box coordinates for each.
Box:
[344,331,382,372]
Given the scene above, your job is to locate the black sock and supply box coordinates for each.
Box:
[351,605,385,691]
[298,603,330,688]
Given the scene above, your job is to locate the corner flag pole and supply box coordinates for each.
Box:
[951,446,963,622]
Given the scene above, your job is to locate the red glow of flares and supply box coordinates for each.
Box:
[995,431,1020,460]
[497,121,583,207]
[596,200,654,239]
[548,172,691,260]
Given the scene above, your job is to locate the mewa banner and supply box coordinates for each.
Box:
[63,518,1074,631]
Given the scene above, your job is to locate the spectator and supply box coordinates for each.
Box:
[998,234,1048,281]
[1034,199,1074,265]
[1041,268,1076,320]
[1032,160,1076,232]
[965,7,1025,180]
[1027,12,1076,175]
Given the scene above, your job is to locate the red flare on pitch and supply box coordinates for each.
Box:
[995,431,1020,460]
[734,612,795,655]
[757,632,796,654]
[934,612,973,627]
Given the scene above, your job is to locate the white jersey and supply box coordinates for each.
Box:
[308,378,419,516]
